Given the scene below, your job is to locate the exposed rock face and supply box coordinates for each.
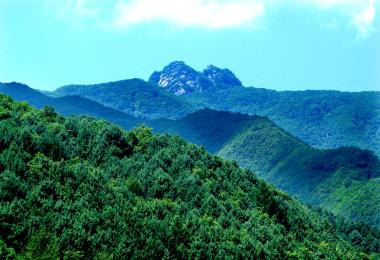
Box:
[203,65,242,87]
[149,61,242,95]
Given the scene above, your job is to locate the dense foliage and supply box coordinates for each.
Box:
[152,109,380,228]
[217,116,380,228]
[1,94,379,258]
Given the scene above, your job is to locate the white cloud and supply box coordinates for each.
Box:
[112,0,265,29]
[352,0,376,38]
[45,0,114,29]
[292,0,377,37]
[51,0,378,38]
[295,0,363,9]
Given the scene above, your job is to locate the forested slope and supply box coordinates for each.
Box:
[152,109,380,228]
[2,82,380,228]
[184,87,380,156]
[1,94,379,258]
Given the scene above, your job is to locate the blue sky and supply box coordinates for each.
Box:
[0,0,379,91]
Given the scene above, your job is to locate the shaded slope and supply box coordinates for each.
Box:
[0,82,141,129]
[0,94,379,258]
[184,87,380,156]
[0,82,51,107]
[52,79,195,119]
[150,109,256,153]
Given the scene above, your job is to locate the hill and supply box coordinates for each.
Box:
[0,82,51,107]
[51,79,195,119]
[0,94,379,258]
[150,109,380,228]
[0,82,141,129]
[184,87,380,157]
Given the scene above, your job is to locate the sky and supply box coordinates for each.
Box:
[0,0,379,91]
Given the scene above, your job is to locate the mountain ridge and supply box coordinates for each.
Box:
[52,78,194,119]
[2,75,380,227]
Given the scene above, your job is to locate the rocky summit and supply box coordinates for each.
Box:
[203,65,242,87]
[149,61,242,95]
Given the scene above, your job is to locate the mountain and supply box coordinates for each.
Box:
[51,78,195,119]
[3,81,379,227]
[47,62,380,158]
[150,109,380,228]
[203,65,242,88]
[148,62,380,156]
[184,87,380,157]
[0,94,379,258]
[0,82,51,107]
[0,82,141,129]
[148,61,242,95]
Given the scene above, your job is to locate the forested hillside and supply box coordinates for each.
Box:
[1,94,379,258]
[151,109,380,228]
[52,79,194,119]
[183,85,380,157]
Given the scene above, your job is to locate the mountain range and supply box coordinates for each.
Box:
[1,61,379,228]
[1,94,379,257]
[49,61,380,157]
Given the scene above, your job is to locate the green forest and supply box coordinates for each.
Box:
[151,109,380,228]
[1,94,380,258]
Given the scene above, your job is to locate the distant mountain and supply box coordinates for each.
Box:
[51,79,194,119]
[149,61,242,95]
[147,61,380,156]
[184,86,380,157]
[203,65,242,87]
[0,82,141,129]
[151,109,380,227]
[47,61,380,158]
[0,82,51,107]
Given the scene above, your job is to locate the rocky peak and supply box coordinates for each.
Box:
[148,61,212,95]
[203,65,242,87]
[149,61,242,95]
